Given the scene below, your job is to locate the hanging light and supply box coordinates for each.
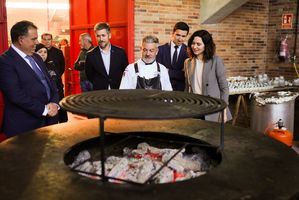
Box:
[6,2,69,10]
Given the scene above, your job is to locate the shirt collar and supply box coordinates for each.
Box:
[171,41,181,49]
[141,59,156,65]
[99,44,111,54]
[11,44,28,59]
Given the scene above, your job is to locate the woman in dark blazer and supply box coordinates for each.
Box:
[184,30,232,122]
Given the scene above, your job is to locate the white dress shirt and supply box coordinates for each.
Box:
[100,45,111,89]
[170,41,182,63]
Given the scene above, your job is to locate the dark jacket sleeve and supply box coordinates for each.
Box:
[74,50,86,71]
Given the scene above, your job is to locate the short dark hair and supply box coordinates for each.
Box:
[41,33,53,40]
[94,22,110,33]
[10,20,37,43]
[173,22,189,34]
[187,30,215,61]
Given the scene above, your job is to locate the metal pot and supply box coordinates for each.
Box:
[250,91,297,133]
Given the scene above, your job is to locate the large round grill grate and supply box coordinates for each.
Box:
[60,89,227,119]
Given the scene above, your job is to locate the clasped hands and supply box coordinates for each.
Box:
[46,103,59,117]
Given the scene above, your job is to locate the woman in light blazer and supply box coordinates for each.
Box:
[184,30,232,122]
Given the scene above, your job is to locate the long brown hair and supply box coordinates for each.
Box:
[187,30,215,61]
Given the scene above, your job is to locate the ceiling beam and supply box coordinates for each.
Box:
[200,0,249,24]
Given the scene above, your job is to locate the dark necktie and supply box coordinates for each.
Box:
[26,55,51,99]
[172,45,178,66]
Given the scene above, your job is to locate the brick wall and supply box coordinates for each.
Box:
[134,0,201,59]
[201,0,269,77]
[134,0,299,80]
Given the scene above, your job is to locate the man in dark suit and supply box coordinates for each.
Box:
[0,20,59,137]
[85,22,128,90]
[41,33,65,78]
[156,22,189,91]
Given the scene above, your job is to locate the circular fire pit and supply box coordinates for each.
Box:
[1,90,298,199]
[60,90,226,184]
[64,131,222,184]
[0,119,299,200]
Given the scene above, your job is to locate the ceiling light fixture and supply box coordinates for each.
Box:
[6,2,69,10]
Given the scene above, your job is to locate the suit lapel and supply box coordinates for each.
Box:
[8,48,51,98]
[8,48,43,83]
[108,46,115,76]
[185,58,196,92]
[166,44,171,67]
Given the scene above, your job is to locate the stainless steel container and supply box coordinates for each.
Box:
[250,91,298,133]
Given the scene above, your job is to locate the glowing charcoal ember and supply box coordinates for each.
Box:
[75,161,101,180]
[70,143,209,184]
[179,154,203,171]
[107,158,129,182]
[75,161,93,172]
[136,160,154,183]
[173,171,185,182]
[162,152,185,172]
[175,171,206,182]
[155,166,174,183]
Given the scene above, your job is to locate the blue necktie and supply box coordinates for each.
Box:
[26,55,51,99]
[172,45,178,67]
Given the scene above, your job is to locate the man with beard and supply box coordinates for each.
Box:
[85,22,128,90]
[119,35,172,91]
